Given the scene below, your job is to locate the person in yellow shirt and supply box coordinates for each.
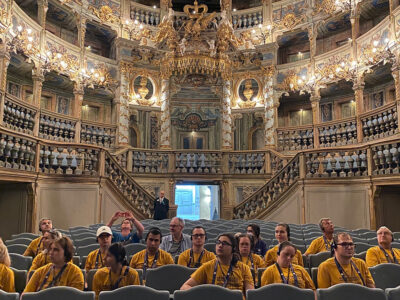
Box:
[29,230,62,273]
[317,232,375,288]
[24,236,84,292]
[0,238,15,292]
[92,243,139,299]
[265,223,303,266]
[261,241,315,290]
[24,218,53,258]
[304,218,334,256]
[129,227,174,282]
[178,226,215,268]
[236,233,265,286]
[366,226,400,267]
[181,233,254,297]
[85,226,113,272]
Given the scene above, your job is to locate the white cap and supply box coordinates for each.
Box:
[96,226,112,237]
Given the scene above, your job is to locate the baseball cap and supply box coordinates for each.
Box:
[96,226,112,237]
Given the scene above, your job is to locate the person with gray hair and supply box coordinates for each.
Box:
[366,226,400,267]
[160,217,191,256]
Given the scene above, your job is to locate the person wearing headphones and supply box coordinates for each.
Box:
[160,217,192,256]
[265,223,303,267]
[24,237,84,292]
[92,243,139,299]
[107,211,144,244]
[366,226,400,267]
[178,226,215,267]
[305,218,334,256]
[261,241,314,289]
[0,238,15,292]
[247,224,267,257]
[85,226,113,272]
[29,230,63,273]
[180,233,254,297]
[317,232,375,288]
[24,218,53,258]
[129,227,174,282]
[237,233,265,286]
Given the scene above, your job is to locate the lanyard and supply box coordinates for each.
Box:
[95,250,104,269]
[241,254,255,270]
[142,251,159,281]
[334,257,365,286]
[36,238,43,256]
[275,263,298,287]
[379,246,399,264]
[109,266,129,290]
[323,236,332,251]
[212,260,234,287]
[38,264,68,291]
[187,249,205,268]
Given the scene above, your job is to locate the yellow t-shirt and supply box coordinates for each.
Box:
[23,237,44,258]
[305,236,332,255]
[317,257,375,288]
[260,263,315,289]
[129,249,174,269]
[92,266,140,299]
[265,245,304,267]
[366,246,400,267]
[190,259,254,296]
[239,254,265,285]
[29,252,51,272]
[178,249,216,268]
[85,249,107,272]
[24,262,84,292]
[0,263,15,293]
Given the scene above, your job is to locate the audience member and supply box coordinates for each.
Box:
[160,217,191,256]
[178,226,215,267]
[24,218,53,258]
[0,238,15,292]
[366,226,400,267]
[265,223,303,266]
[317,232,375,288]
[247,224,267,257]
[305,218,334,256]
[107,211,144,244]
[29,230,62,273]
[153,190,169,220]
[261,241,314,289]
[85,226,112,272]
[24,236,84,292]
[92,243,139,299]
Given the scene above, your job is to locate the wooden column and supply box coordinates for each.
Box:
[391,64,400,117]
[32,67,45,136]
[37,0,48,28]
[353,76,365,143]
[0,51,10,126]
[310,89,321,148]
[221,79,233,150]
[73,83,84,143]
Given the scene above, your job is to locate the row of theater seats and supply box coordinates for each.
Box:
[2,282,400,300]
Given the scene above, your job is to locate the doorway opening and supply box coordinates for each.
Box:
[175,184,220,220]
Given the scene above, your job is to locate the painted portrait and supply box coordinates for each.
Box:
[321,103,333,122]
[7,82,21,99]
[56,96,70,115]
[372,91,384,109]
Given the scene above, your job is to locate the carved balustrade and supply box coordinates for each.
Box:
[175,151,222,174]
[132,151,169,173]
[360,103,398,142]
[3,96,36,135]
[228,152,265,174]
[372,142,400,175]
[39,111,77,142]
[270,151,288,175]
[104,152,153,218]
[277,127,314,151]
[130,2,160,26]
[232,7,263,29]
[81,122,116,148]
[318,118,358,148]
[233,156,300,219]
[0,132,37,171]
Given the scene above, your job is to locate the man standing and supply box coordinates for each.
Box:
[107,211,144,244]
[153,190,169,220]
[160,217,191,256]
[305,217,334,256]
[24,218,53,258]
[366,226,400,267]
[85,226,112,272]
[317,232,375,288]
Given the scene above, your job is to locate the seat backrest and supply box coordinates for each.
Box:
[369,264,400,289]
[10,267,27,293]
[247,283,314,300]
[311,267,318,288]
[11,233,39,240]
[77,244,100,257]
[174,284,243,300]
[22,286,94,300]
[355,242,373,253]
[99,285,169,300]
[309,251,331,268]
[72,233,97,241]
[9,253,32,270]
[73,237,97,248]
[354,251,367,261]
[86,269,98,291]
[317,283,386,300]
[5,238,33,246]
[145,265,195,294]
[257,268,266,286]
[204,243,215,253]
[7,244,27,255]
[386,285,400,300]
[0,290,19,300]
[124,243,146,256]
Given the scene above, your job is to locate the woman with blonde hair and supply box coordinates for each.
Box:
[0,237,15,292]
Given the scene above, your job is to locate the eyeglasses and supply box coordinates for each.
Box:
[192,234,206,239]
[170,224,181,228]
[337,242,355,248]
[216,240,232,247]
